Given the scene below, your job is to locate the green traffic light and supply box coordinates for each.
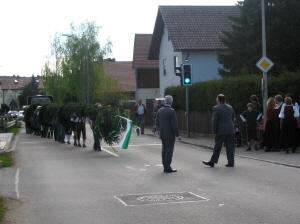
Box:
[184,78,191,83]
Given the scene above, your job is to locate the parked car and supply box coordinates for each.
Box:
[17,110,24,120]
[8,110,18,118]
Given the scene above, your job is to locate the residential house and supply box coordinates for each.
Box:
[132,34,159,125]
[103,58,135,100]
[148,5,239,97]
[0,75,44,108]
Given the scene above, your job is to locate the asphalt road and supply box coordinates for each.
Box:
[1,124,300,224]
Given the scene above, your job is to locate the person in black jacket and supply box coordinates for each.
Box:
[203,94,235,168]
[155,95,181,173]
[240,103,262,151]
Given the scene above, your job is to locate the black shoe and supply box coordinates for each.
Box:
[78,143,82,147]
[67,141,71,144]
[164,168,177,173]
[225,164,234,167]
[246,146,251,151]
[74,143,77,146]
[202,161,214,167]
[286,149,289,154]
[254,145,259,151]
[97,149,102,151]
[83,144,86,147]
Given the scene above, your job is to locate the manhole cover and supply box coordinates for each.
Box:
[115,192,208,206]
[137,195,183,202]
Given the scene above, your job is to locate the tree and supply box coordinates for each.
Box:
[17,76,40,107]
[217,0,300,77]
[43,21,128,105]
[1,103,10,114]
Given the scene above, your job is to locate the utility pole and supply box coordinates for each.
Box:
[261,0,267,119]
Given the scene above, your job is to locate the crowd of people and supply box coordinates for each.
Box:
[240,94,300,153]
[263,94,300,153]
[27,104,103,152]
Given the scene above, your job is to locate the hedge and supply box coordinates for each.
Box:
[166,71,300,113]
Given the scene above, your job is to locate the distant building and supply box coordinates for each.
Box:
[103,58,135,101]
[0,75,44,108]
[132,34,159,111]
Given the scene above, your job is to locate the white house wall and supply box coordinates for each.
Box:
[159,28,223,97]
[181,51,221,82]
[136,88,160,105]
[159,27,183,97]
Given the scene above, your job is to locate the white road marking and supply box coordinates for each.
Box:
[127,144,162,147]
[100,148,119,157]
[15,168,20,198]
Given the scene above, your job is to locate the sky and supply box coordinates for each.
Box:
[0,0,238,77]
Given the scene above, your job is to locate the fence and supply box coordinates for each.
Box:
[0,116,17,132]
[128,108,248,138]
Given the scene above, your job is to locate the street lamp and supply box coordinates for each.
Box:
[62,34,90,104]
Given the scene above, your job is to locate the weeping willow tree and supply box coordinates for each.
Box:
[42,21,129,104]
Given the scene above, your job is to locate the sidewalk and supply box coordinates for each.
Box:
[144,127,300,169]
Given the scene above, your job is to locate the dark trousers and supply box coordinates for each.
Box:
[161,139,175,170]
[53,124,58,141]
[76,122,86,140]
[136,114,145,134]
[92,129,101,150]
[211,134,235,165]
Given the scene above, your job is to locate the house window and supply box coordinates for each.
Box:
[163,59,167,76]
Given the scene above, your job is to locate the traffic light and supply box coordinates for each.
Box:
[182,64,192,86]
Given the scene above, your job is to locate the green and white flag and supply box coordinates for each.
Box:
[118,118,133,149]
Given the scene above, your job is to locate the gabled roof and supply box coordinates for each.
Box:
[132,34,159,69]
[149,6,239,60]
[0,76,44,90]
[103,59,135,92]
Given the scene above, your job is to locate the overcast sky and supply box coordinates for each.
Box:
[0,0,238,77]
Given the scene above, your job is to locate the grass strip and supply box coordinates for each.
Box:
[0,152,13,167]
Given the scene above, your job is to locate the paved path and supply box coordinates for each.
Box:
[1,126,300,169]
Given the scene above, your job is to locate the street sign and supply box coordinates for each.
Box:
[256,56,274,73]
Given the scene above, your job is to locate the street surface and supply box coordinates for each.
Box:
[1,123,300,224]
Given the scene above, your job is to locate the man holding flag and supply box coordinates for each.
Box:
[155,95,181,173]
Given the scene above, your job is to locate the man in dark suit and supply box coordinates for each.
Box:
[203,94,235,167]
[155,95,181,173]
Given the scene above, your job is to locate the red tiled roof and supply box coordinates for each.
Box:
[133,34,159,69]
[149,6,239,60]
[0,76,45,90]
[103,59,135,92]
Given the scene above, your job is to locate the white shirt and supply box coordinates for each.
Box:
[279,105,299,118]
[137,105,145,115]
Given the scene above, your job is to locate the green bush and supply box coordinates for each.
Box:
[165,71,300,113]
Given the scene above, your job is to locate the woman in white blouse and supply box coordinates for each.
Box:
[279,97,300,153]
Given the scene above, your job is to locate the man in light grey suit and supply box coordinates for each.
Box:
[203,94,235,167]
[155,95,181,173]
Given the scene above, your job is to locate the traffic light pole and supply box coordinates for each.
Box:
[186,86,190,138]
